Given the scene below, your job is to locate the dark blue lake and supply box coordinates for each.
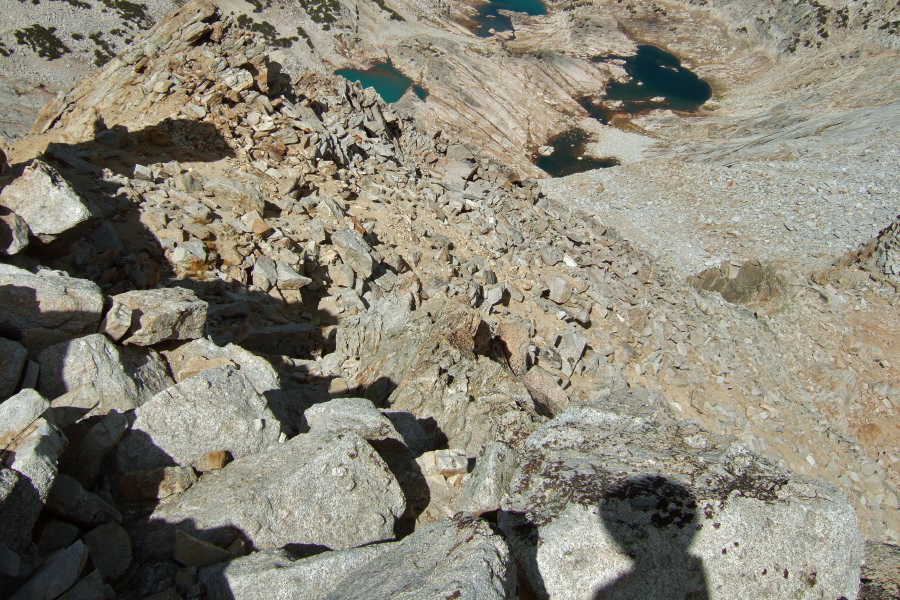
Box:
[473,0,546,38]
[335,61,427,103]
[583,45,712,123]
[535,129,620,177]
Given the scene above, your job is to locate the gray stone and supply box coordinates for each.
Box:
[556,332,588,377]
[114,365,283,473]
[331,228,374,279]
[66,409,129,487]
[38,334,167,413]
[0,388,49,447]
[276,261,312,290]
[329,263,355,288]
[200,516,510,600]
[237,323,320,359]
[83,521,132,579]
[7,416,65,503]
[205,177,265,214]
[0,160,95,243]
[140,432,405,559]
[10,540,89,600]
[0,336,28,399]
[523,366,569,416]
[37,519,80,556]
[119,465,197,503]
[324,516,510,600]
[381,411,431,457]
[547,275,572,304]
[458,441,519,515]
[101,288,207,346]
[57,570,115,600]
[499,397,864,600]
[49,383,102,428]
[0,467,42,556]
[305,397,402,442]
[0,264,103,336]
[47,474,122,527]
[251,256,278,291]
[173,530,231,568]
[0,210,29,255]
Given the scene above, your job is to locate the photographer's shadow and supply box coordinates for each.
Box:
[593,475,709,600]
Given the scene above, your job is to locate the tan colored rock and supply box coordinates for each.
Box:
[120,466,198,503]
[173,530,231,568]
[192,450,232,472]
[523,366,569,416]
[101,288,208,346]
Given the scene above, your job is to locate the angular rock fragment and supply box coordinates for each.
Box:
[114,365,283,472]
[523,365,569,416]
[6,415,66,503]
[9,540,89,600]
[500,394,864,600]
[304,397,402,442]
[136,432,405,561]
[119,466,197,503]
[331,228,374,279]
[0,264,103,337]
[458,441,519,515]
[64,409,129,487]
[83,521,132,578]
[0,467,42,559]
[0,336,28,399]
[100,287,208,345]
[47,474,122,527]
[205,177,265,214]
[0,160,96,243]
[57,570,115,600]
[200,515,511,600]
[0,388,49,447]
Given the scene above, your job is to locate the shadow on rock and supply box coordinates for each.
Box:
[593,475,708,600]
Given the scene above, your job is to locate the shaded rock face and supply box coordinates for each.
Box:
[499,395,863,600]
[850,214,900,282]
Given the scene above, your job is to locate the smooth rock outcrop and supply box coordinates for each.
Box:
[499,393,864,600]
[200,516,511,600]
[114,365,283,473]
[137,431,405,559]
[101,288,208,345]
[0,160,96,243]
[0,265,103,337]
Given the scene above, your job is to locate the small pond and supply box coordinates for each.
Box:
[534,129,621,178]
[582,44,712,123]
[472,0,547,38]
[335,61,427,103]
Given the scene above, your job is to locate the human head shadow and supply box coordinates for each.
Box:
[593,475,709,600]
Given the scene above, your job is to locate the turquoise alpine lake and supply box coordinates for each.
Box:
[335,61,427,103]
[473,0,546,38]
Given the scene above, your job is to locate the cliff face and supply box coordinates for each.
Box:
[0,0,898,597]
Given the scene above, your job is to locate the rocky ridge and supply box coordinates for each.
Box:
[0,1,896,598]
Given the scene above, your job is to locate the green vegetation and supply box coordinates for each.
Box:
[236,15,300,49]
[58,0,92,8]
[0,40,12,57]
[89,31,115,66]
[71,32,85,40]
[300,0,341,29]
[14,24,71,59]
[99,0,152,29]
[296,25,312,49]
[372,0,404,22]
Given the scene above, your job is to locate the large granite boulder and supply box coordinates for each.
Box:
[0,160,96,243]
[499,390,864,600]
[199,515,511,600]
[0,336,27,400]
[38,334,173,413]
[0,265,103,338]
[114,365,283,473]
[134,431,405,561]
